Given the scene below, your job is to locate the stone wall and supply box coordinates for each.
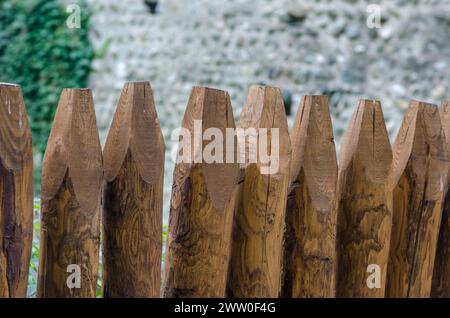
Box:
[87,0,450,219]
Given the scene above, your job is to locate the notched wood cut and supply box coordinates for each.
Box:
[0,83,33,298]
[41,89,103,214]
[281,95,337,298]
[163,87,239,298]
[102,82,164,297]
[386,100,448,298]
[227,86,291,298]
[103,82,164,184]
[336,99,392,298]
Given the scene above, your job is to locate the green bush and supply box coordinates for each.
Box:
[0,0,94,192]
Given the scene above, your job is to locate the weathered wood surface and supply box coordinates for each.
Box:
[102,82,164,298]
[431,100,450,298]
[0,83,33,298]
[281,95,337,298]
[227,86,291,298]
[163,87,239,298]
[37,89,102,298]
[386,100,448,298]
[336,99,392,297]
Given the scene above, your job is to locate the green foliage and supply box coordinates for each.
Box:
[27,199,41,297]
[0,0,94,191]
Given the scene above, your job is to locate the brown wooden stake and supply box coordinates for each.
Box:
[227,86,291,298]
[431,100,450,298]
[386,100,448,298]
[102,82,164,297]
[0,83,33,298]
[281,95,338,298]
[163,87,239,298]
[336,99,392,297]
[37,89,102,298]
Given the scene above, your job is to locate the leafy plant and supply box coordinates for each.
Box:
[0,0,94,192]
[27,199,41,297]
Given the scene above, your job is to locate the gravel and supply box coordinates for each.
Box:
[87,0,450,220]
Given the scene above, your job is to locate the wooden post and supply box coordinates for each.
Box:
[281,95,338,298]
[431,100,450,297]
[227,86,291,298]
[163,87,239,298]
[336,99,392,297]
[102,82,164,297]
[386,100,448,298]
[0,83,33,298]
[37,89,103,298]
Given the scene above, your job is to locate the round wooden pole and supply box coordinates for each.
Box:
[227,86,291,297]
[0,83,33,298]
[163,87,239,298]
[282,95,338,298]
[386,101,448,298]
[336,99,392,297]
[37,88,102,298]
[102,82,164,297]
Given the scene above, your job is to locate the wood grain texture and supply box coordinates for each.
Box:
[386,100,448,298]
[163,87,239,298]
[0,83,33,298]
[37,89,102,298]
[281,95,338,298]
[336,99,392,297]
[431,100,450,298]
[102,82,164,298]
[227,86,291,298]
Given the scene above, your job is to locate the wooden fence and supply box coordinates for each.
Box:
[0,81,449,298]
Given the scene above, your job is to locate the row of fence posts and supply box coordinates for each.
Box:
[0,81,449,298]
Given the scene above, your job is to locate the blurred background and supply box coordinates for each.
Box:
[0,0,449,296]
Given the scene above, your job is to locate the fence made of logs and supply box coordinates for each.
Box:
[0,81,449,298]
